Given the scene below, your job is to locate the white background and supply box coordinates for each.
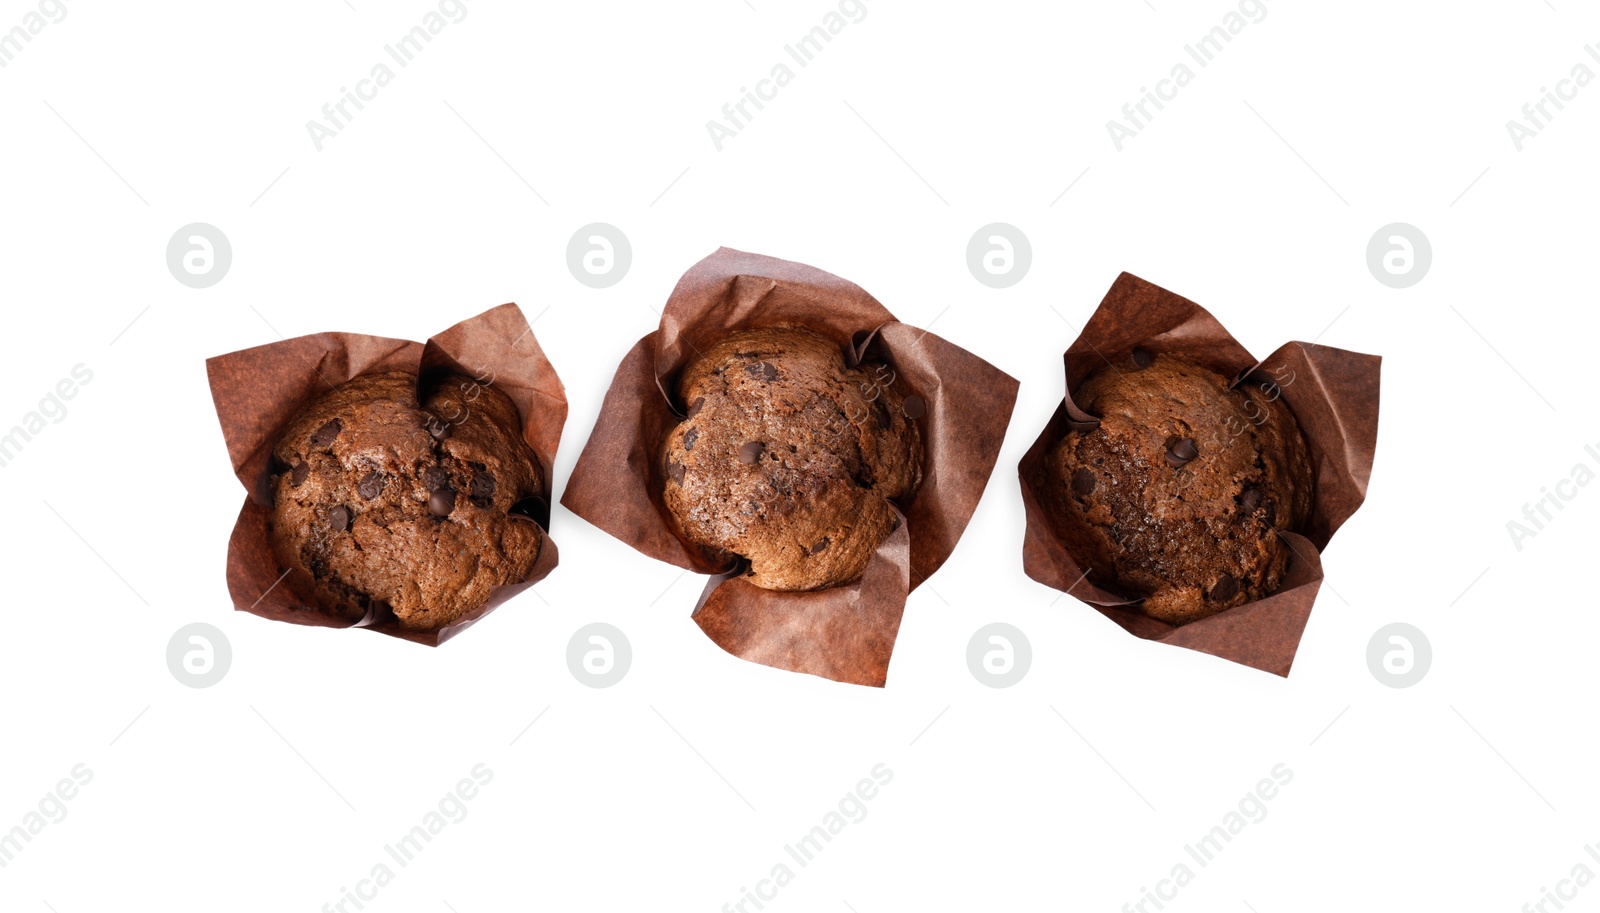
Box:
[2,0,1596,910]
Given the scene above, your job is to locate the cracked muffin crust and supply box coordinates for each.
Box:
[660,326,924,591]
[1050,352,1312,625]
[268,371,544,631]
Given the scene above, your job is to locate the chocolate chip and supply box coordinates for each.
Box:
[357,472,385,500]
[683,428,699,451]
[1208,574,1239,602]
[739,441,764,464]
[427,418,452,440]
[808,537,831,555]
[1165,437,1199,468]
[686,396,705,418]
[311,419,342,448]
[423,465,449,491]
[329,505,351,531]
[470,470,496,505]
[1072,468,1096,495]
[903,395,926,420]
[1131,347,1153,368]
[290,462,309,487]
[428,488,456,517]
[746,361,777,381]
[1263,501,1276,527]
[1239,485,1263,511]
[667,460,685,484]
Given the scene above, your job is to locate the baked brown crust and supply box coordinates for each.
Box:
[1050,354,1312,624]
[268,371,543,631]
[660,326,923,591]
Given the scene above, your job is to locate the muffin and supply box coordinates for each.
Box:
[660,326,923,591]
[1050,351,1312,624]
[268,371,544,631]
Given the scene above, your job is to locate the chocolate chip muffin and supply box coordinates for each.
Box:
[268,371,544,631]
[661,326,924,591]
[1050,352,1312,624]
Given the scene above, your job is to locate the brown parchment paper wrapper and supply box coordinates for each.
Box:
[562,248,1019,686]
[206,304,566,646]
[1019,273,1380,676]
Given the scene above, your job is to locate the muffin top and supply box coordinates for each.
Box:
[268,371,544,631]
[1050,352,1312,624]
[661,325,923,591]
